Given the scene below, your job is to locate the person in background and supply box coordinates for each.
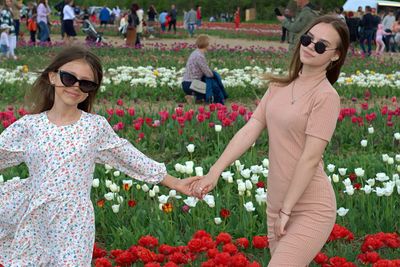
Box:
[375,23,390,56]
[356,6,363,18]
[1,0,18,59]
[62,0,80,45]
[196,5,202,28]
[187,6,197,37]
[277,0,318,51]
[12,0,23,41]
[281,9,292,43]
[0,24,11,59]
[335,6,346,23]
[135,4,144,47]
[82,6,89,21]
[159,10,168,32]
[37,0,51,43]
[382,10,396,52]
[181,34,214,104]
[168,4,177,34]
[118,12,128,38]
[26,1,37,44]
[54,0,66,40]
[147,5,157,38]
[234,6,240,31]
[392,15,400,52]
[99,6,110,31]
[345,11,360,53]
[126,4,139,46]
[359,5,375,57]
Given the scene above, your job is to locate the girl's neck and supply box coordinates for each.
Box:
[300,64,327,77]
[47,105,81,121]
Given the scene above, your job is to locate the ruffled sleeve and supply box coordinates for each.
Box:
[95,116,167,184]
[0,116,29,170]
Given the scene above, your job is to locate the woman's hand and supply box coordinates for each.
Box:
[191,171,219,199]
[277,15,285,22]
[274,211,290,240]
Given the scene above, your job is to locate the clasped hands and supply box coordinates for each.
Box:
[174,172,218,199]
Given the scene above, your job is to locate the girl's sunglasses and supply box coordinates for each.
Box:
[57,70,99,93]
[300,34,337,54]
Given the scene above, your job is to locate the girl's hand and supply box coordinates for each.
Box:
[174,176,202,196]
[191,171,219,199]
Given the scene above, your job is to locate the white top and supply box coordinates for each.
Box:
[382,15,395,31]
[136,9,144,33]
[63,4,75,20]
[0,32,9,47]
[0,112,167,265]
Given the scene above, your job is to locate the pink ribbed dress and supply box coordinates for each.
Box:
[252,70,341,266]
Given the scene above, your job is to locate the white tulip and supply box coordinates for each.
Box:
[105,179,112,188]
[397,165,400,173]
[394,174,400,183]
[395,155,400,162]
[394,132,400,140]
[221,171,233,181]
[355,168,365,177]
[345,185,354,195]
[262,169,269,178]
[250,174,259,184]
[332,174,339,183]
[361,185,372,194]
[368,127,374,134]
[110,183,120,193]
[105,164,113,173]
[376,173,389,182]
[142,184,150,192]
[0,175,3,184]
[250,165,263,174]
[262,158,269,168]
[122,180,133,187]
[169,190,177,198]
[174,163,184,173]
[240,169,251,179]
[227,176,233,183]
[185,167,194,175]
[245,180,253,190]
[104,192,115,201]
[195,167,203,176]
[327,175,332,183]
[327,164,335,173]
[185,161,194,168]
[255,192,267,205]
[149,189,156,197]
[153,185,160,193]
[214,217,222,225]
[203,195,215,208]
[342,178,352,187]
[387,157,394,165]
[184,197,199,207]
[112,204,120,213]
[375,187,385,197]
[186,144,195,153]
[367,178,376,186]
[92,178,100,188]
[382,154,389,162]
[397,185,400,195]
[238,182,246,192]
[214,125,222,132]
[360,140,368,147]
[337,207,349,216]
[235,160,242,167]
[243,202,256,212]
[117,196,124,204]
[113,171,121,177]
[158,195,169,204]
[338,168,347,176]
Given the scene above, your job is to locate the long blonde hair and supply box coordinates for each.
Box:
[25,46,103,114]
[269,15,349,86]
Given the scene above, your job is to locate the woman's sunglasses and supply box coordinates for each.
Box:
[300,34,337,54]
[57,70,99,93]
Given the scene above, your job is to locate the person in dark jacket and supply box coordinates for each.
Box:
[346,11,360,52]
[168,4,177,34]
[359,6,375,56]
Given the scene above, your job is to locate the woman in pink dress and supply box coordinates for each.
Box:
[193,15,350,266]
[234,7,240,31]
[0,46,199,266]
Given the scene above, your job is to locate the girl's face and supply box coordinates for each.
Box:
[49,59,96,109]
[6,0,12,7]
[299,22,341,69]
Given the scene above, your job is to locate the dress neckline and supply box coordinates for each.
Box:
[44,110,85,128]
[297,69,327,83]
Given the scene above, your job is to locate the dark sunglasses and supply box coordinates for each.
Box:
[57,70,99,93]
[300,34,337,54]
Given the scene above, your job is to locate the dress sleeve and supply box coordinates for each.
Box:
[95,117,167,184]
[305,91,341,142]
[250,87,271,128]
[0,116,28,170]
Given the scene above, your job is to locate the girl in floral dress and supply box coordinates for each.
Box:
[0,46,199,266]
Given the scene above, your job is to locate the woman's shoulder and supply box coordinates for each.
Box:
[315,80,340,102]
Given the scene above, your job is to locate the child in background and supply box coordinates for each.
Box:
[0,25,10,59]
[375,23,390,56]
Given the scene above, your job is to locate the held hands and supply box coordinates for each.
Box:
[173,175,202,196]
[190,172,219,199]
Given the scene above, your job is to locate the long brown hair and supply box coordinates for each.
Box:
[25,46,103,114]
[269,15,349,86]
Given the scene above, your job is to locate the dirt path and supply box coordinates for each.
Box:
[51,34,289,50]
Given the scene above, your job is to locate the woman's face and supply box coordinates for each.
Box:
[49,59,96,109]
[299,23,341,69]
[6,0,12,7]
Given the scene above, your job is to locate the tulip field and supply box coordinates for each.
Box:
[0,44,400,267]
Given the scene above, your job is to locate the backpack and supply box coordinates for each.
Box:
[128,13,139,27]
[27,18,37,32]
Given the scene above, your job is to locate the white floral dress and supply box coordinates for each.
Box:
[0,111,167,266]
